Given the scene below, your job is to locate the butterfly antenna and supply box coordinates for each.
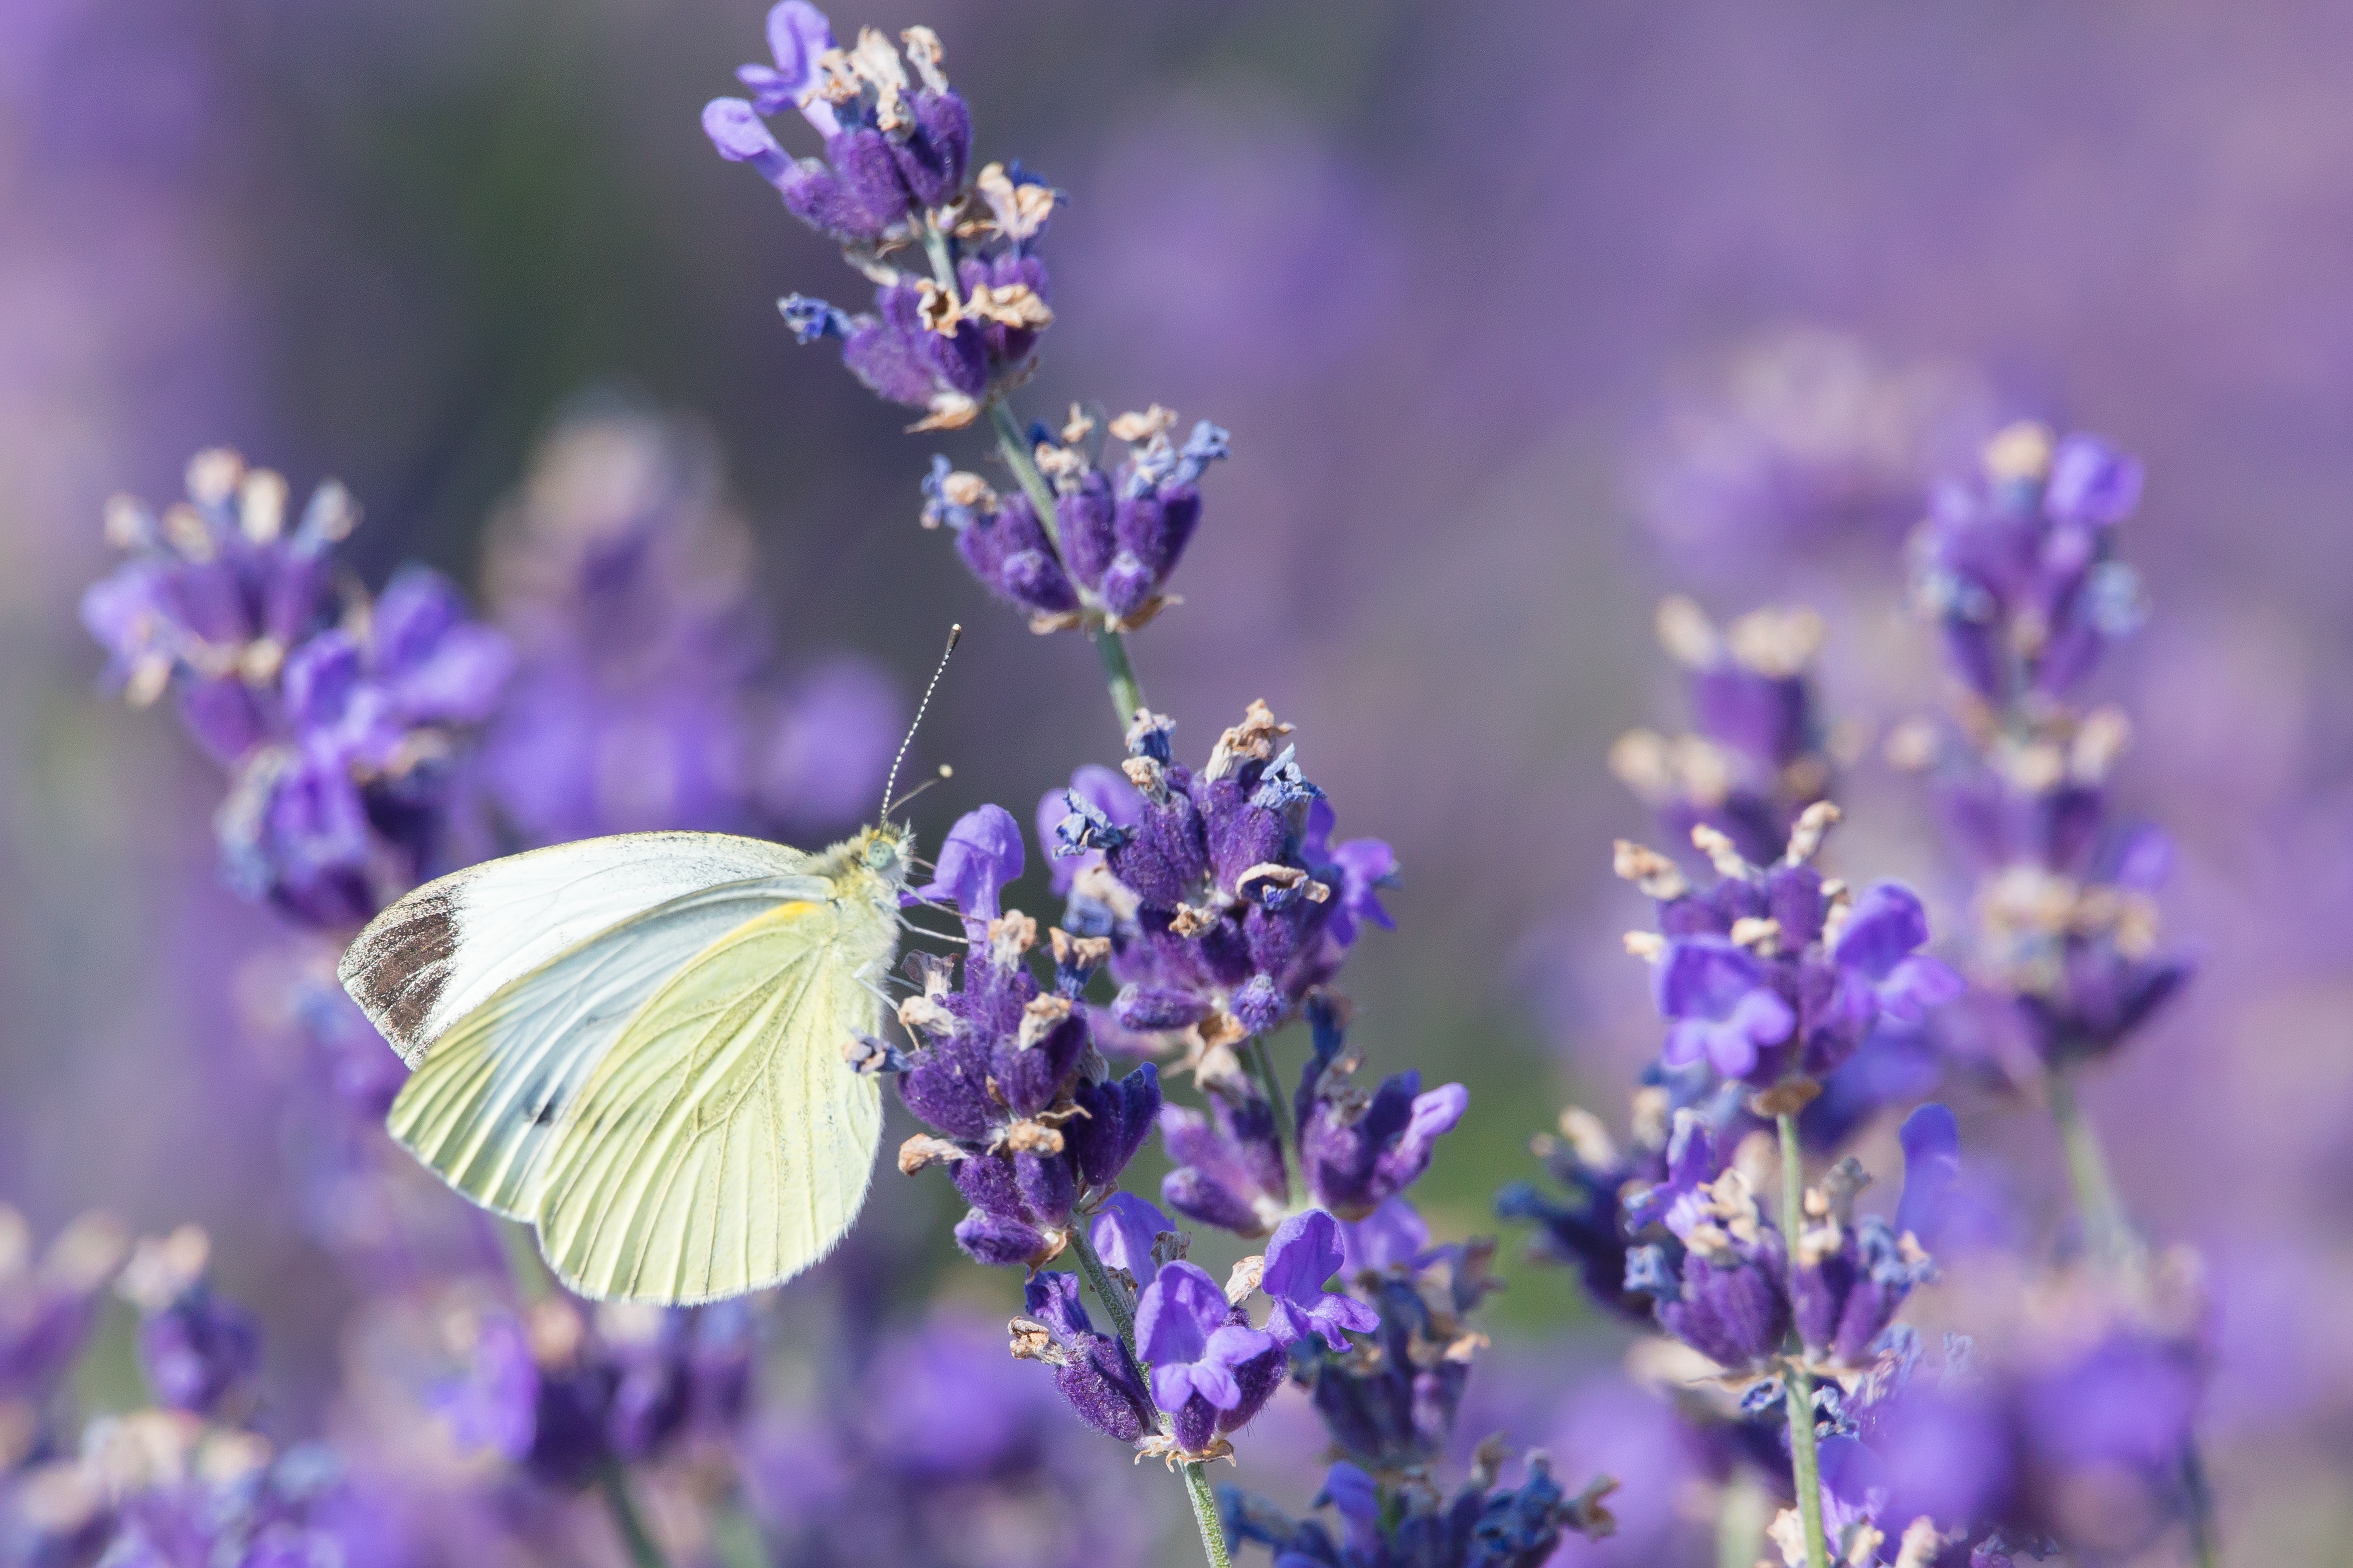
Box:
[881,624,962,822]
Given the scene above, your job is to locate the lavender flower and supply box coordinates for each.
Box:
[1259,1209,1378,1352]
[1611,598,1834,867]
[889,804,1162,1269]
[1909,422,2145,706]
[82,449,512,926]
[435,1296,756,1490]
[1011,1271,1156,1444]
[922,412,1229,632]
[1160,995,1464,1237]
[117,1228,261,1421]
[1222,1449,1617,1568]
[0,1208,126,1451]
[1617,810,1961,1095]
[1133,1261,1280,1453]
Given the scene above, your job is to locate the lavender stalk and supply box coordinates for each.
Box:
[1774,1112,1830,1568]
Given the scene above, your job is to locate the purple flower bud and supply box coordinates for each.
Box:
[1262,1210,1381,1351]
[953,492,1078,616]
[953,1209,1052,1269]
[1056,471,1119,592]
[1299,1061,1467,1221]
[890,90,972,209]
[1022,1272,1154,1442]
[2044,434,2143,526]
[1040,763,1141,895]
[821,127,914,235]
[1657,1250,1790,1371]
[1066,1063,1162,1187]
[137,1286,260,1416]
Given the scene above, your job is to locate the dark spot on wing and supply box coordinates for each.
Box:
[338,890,458,1067]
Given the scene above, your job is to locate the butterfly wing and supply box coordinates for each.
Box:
[382,873,829,1218]
[529,889,897,1303]
[340,831,814,1068]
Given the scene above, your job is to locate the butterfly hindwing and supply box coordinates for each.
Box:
[530,892,895,1303]
[340,831,815,1068]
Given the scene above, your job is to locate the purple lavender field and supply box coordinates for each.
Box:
[4,2,2349,1564]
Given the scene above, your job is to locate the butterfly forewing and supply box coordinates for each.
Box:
[530,891,895,1303]
[383,874,829,1218]
[341,831,817,1067]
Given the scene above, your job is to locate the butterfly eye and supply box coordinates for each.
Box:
[865,838,895,869]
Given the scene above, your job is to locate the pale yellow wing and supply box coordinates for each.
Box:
[385,872,826,1219]
[529,894,894,1303]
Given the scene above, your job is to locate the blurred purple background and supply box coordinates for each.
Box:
[6,0,2352,1559]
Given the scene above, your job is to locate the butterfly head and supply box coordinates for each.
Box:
[850,821,915,889]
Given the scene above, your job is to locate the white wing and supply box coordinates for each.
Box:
[378,873,832,1219]
[339,832,812,1067]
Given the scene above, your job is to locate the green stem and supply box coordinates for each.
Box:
[2182,1442,2223,1568]
[1243,1035,1305,1211]
[1713,1472,1771,1568]
[1776,1113,1831,1568]
[597,1464,670,1568]
[1066,1224,1233,1568]
[984,398,1147,730]
[2046,1067,2130,1271]
[1180,1459,1236,1568]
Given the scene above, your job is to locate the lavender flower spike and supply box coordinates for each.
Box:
[1261,1209,1379,1351]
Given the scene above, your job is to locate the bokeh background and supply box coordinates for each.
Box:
[7,0,2353,1560]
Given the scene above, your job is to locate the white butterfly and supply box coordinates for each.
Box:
[339,823,913,1304]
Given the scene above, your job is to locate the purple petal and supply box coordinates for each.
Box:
[1835,882,1933,982]
[1897,1103,1961,1248]
[1261,1209,1346,1306]
[906,803,1024,920]
[1135,1261,1227,1364]
[1090,1192,1173,1279]
[1337,1197,1428,1276]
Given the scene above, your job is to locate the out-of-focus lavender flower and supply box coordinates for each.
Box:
[1611,598,1834,868]
[752,1306,1156,1567]
[1909,422,2145,708]
[1617,816,1962,1094]
[434,1295,756,1491]
[116,1228,260,1421]
[1134,1260,1280,1453]
[1496,1079,1741,1322]
[889,804,1161,1269]
[81,448,512,927]
[1893,426,2189,1076]
[479,405,902,845]
[0,1208,126,1460]
[1634,327,1995,577]
[11,1415,396,1568]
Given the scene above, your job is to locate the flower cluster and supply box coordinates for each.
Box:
[81,448,512,926]
[921,408,1229,632]
[1611,597,1835,867]
[1053,703,1399,1068]
[478,404,904,846]
[1893,425,2188,1073]
[1617,808,1961,1096]
[704,3,1233,640]
[702,6,1022,431]
[885,805,1165,1271]
[1223,1448,1616,1568]
[4,1226,386,1568]
[742,1306,1155,1567]
[1159,995,1464,1239]
[436,1294,758,1489]
[1219,1200,1618,1566]
[0,1207,127,1474]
